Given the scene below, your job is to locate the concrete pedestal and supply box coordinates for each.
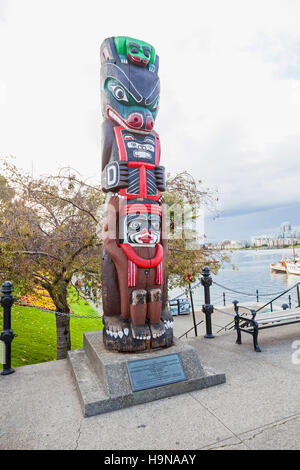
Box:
[68,330,225,417]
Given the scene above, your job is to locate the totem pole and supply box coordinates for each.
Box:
[100,36,174,352]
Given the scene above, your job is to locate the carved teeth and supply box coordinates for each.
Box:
[113,332,118,338]
[165,320,173,330]
[124,328,129,336]
[118,331,124,339]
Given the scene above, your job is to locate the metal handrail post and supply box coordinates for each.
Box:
[201,267,215,339]
[1,282,16,375]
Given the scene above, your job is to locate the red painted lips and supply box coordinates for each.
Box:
[128,54,149,66]
[140,229,154,243]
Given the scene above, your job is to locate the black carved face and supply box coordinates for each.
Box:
[121,213,161,245]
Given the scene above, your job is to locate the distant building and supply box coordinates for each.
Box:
[217,240,250,250]
[251,221,300,248]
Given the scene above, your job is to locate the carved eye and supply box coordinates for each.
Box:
[108,83,129,103]
[143,49,150,58]
[130,47,139,54]
[129,221,141,231]
[152,221,160,231]
[113,86,128,102]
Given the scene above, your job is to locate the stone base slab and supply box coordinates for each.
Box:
[68,330,226,417]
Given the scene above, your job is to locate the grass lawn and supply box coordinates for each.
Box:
[0,291,103,368]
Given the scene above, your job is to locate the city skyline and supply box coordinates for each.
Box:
[209,219,300,246]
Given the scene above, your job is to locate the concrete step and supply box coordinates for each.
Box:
[83,330,137,398]
[68,349,110,417]
[68,330,226,418]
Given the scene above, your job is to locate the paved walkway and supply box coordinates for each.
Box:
[1,322,300,450]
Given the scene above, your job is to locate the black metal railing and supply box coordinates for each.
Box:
[256,281,300,313]
[215,280,300,334]
[212,280,286,303]
[178,319,204,340]
[175,270,300,339]
[0,281,102,376]
[169,276,289,309]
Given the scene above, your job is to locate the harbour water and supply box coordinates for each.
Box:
[170,248,300,310]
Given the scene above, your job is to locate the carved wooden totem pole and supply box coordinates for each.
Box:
[100,36,174,352]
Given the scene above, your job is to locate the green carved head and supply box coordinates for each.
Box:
[114,36,156,69]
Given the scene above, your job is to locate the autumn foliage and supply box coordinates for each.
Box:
[19,285,57,311]
[0,161,104,359]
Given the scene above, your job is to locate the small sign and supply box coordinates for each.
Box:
[127,353,187,392]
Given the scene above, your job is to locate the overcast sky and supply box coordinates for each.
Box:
[1,0,300,241]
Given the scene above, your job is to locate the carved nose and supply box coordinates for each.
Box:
[127,114,143,128]
[145,117,154,130]
[141,228,147,235]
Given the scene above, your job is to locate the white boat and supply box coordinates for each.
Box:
[286,261,300,275]
[270,261,287,273]
[270,238,300,274]
[270,258,292,273]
